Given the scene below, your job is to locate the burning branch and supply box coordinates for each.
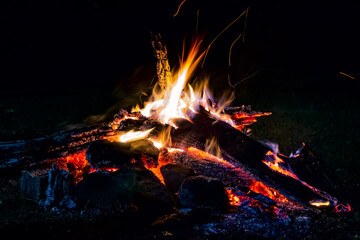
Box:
[150,33,172,90]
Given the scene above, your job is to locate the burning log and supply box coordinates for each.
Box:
[86,139,159,168]
[0,124,115,168]
[166,108,339,208]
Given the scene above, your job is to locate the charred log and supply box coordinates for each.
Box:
[0,124,114,168]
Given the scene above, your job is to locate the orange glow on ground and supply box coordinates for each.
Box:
[249,180,289,203]
[147,166,165,185]
[226,189,251,206]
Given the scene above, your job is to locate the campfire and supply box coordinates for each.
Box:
[0,33,353,238]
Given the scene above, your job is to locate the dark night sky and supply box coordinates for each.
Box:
[0,0,359,94]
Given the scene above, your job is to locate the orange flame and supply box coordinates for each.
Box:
[140,39,204,126]
[262,151,299,180]
[136,38,244,130]
[249,181,289,203]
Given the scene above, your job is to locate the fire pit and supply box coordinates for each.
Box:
[0,33,357,239]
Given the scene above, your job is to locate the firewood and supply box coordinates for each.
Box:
[0,124,114,168]
[151,32,172,90]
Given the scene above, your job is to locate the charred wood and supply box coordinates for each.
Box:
[0,124,114,168]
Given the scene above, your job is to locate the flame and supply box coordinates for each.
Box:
[118,128,154,143]
[149,139,163,149]
[139,39,204,126]
[262,151,299,180]
[205,137,222,159]
[132,37,264,133]
[262,151,343,208]
[147,166,165,185]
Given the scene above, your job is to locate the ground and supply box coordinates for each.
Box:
[0,74,360,239]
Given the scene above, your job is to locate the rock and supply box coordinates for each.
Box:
[40,164,77,209]
[75,166,175,216]
[20,169,49,202]
[178,175,229,210]
[160,164,196,193]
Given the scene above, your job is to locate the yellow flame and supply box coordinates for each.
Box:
[150,140,163,149]
[118,128,154,143]
[139,39,204,124]
[205,137,222,159]
[135,37,241,130]
[310,201,330,207]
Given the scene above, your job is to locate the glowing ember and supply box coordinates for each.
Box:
[262,151,343,209]
[334,203,352,213]
[249,181,289,203]
[89,167,120,173]
[262,151,299,180]
[310,200,330,207]
[226,189,250,206]
[118,128,154,143]
[52,151,89,183]
[187,147,291,204]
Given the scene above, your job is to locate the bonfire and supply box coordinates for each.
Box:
[0,33,353,239]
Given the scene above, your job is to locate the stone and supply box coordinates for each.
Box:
[75,166,175,216]
[20,169,49,202]
[178,175,229,210]
[41,163,77,209]
[160,163,196,193]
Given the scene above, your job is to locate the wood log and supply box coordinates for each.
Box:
[0,124,115,168]
[167,108,338,207]
[150,32,172,90]
[118,108,339,208]
[0,108,340,209]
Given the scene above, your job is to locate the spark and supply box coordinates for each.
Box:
[242,6,250,42]
[339,72,355,79]
[228,33,242,67]
[173,0,187,17]
[195,9,200,34]
[229,69,261,88]
[201,9,247,68]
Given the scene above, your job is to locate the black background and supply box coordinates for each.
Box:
[1,0,359,94]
